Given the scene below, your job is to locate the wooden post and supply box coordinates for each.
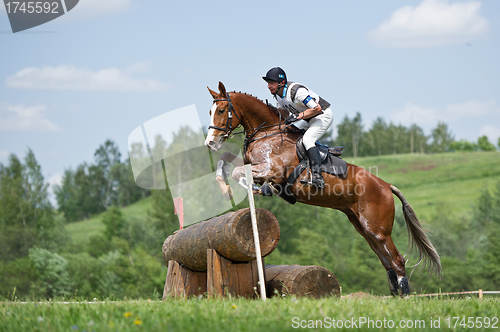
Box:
[245,164,267,300]
[163,260,207,299]
[207,249,260,298]
[479,289,483,299]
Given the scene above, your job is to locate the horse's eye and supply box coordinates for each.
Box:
[218,109,225,114]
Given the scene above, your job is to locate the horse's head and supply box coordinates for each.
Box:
[204,82,241,151]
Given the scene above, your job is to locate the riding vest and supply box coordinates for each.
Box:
[275,82,331,116]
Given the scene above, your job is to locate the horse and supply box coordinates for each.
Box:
[204,82,441,296]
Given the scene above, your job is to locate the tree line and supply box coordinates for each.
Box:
[323,113,498,158]
[54,140,149,222]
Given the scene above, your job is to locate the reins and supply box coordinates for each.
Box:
[210,93,293,137]
[209,92,298,157]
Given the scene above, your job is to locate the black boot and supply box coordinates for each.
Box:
[301,147,325,188]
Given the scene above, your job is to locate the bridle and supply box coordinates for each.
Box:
[208,92,301,155]
[208,93,242,139]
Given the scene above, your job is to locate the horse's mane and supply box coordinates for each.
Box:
[230,91,288,119]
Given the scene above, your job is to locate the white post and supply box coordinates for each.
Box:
[245,164,267,301]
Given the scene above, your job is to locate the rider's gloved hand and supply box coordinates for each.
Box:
[284,114,298,125]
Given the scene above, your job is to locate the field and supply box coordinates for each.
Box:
[1,297,499,331]
[65,196,152,245]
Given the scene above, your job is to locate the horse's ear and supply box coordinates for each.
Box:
[207,86,218,99]
[218,81,227,98]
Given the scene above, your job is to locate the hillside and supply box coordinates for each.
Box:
[66,151,500,244]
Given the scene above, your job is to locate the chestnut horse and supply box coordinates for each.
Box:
[204,82,441,295]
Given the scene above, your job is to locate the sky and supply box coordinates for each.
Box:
[1,0,499,204]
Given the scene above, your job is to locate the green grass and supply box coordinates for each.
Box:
[1,297,499,331]
[65,196,153,245]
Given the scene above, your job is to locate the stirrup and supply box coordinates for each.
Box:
[300,177,324,188]
[300,171,325,188]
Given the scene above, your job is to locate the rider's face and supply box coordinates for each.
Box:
[267,81,281,94]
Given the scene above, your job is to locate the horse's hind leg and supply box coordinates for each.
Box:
[346,211,408,296]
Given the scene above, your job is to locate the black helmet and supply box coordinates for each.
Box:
[262,67,287,83]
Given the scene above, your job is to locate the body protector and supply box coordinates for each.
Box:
[275,82,330,117]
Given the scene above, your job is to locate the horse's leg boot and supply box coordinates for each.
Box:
[301,147,325,189]
[399,276,410,296]
[387,269,399,296]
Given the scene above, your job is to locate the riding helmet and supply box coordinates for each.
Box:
[262,67,287,83]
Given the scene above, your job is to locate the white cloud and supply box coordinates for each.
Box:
[390,100,499,127]
[0,104,60,132]
[368,0,489,47]
[5,65,169,92]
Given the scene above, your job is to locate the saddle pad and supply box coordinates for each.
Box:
[296,136,348,177]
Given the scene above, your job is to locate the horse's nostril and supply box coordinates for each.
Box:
[207,141,217,150]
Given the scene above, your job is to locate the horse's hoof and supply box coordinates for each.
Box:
[261,183,274,196]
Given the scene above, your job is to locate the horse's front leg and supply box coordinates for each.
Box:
[231,163,276,196]
[215,152,245,201]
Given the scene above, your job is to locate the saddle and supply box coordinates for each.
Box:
[295,136,344,164]
[264,135,348,205]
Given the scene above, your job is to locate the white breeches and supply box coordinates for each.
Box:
[293,108,333,150]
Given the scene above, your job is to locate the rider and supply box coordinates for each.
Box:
[263,67,333,188]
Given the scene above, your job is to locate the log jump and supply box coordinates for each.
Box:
[162,208,280,299]
[162,208,280,271]
[162,208,341,299]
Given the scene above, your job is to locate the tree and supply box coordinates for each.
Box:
[0,150,66,262]
[472,182,500,289]
[450,140,478,152]
[429,122,454,153]
[93,139,122,209]
[477,135,496,152]
[29,247,73,298]
[364,117,388,156]
[55,163,105,221]
[56,139,149,222]
[336,112,363,158]
[409,124,428,154]
[101,206,125,240]
[386,124,409,154]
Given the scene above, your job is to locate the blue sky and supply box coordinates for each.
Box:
[1,0,499,202]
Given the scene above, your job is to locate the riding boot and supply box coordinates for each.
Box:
[303,147,325,188]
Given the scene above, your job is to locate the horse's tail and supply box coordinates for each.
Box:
[390,185,442,277]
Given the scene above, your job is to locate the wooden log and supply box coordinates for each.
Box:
[163,260,207,299]
[265,265,340,298]
[162,208,280,271]
[207,249,260,298]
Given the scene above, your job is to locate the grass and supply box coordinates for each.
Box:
[65,196,153,245]
[1,297,499,331]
